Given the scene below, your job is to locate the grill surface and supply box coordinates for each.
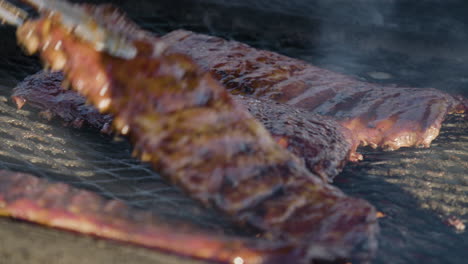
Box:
[0,0,467,264]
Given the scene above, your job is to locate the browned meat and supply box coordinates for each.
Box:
[161,30,467,151]
[11,71,113,133]
[0,170,294,264]
[11,2,378,263]
[12,70,357,181]
[236,96,361,180]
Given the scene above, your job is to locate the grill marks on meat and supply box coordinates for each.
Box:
[161,30,466,150]
[13,5,377,262]
[12,70,356,181]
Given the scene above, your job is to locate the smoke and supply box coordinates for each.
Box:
[194,0,468,96]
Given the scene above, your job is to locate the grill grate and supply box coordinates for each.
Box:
[0,92,244,235]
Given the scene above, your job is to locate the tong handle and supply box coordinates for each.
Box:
[0,0,136,59]
[0,0,28,26]
[24,0,137,59]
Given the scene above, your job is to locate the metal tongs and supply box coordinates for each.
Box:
[0,0,137,59]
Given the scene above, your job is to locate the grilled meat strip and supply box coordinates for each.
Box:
[0,170,293,264]
[12,70,357,181]
[12,3,377,263]
[161,30,467,151]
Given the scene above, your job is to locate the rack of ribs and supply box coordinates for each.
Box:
[161,30,466,151]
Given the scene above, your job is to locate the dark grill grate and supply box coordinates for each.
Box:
[0,91,244,235]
